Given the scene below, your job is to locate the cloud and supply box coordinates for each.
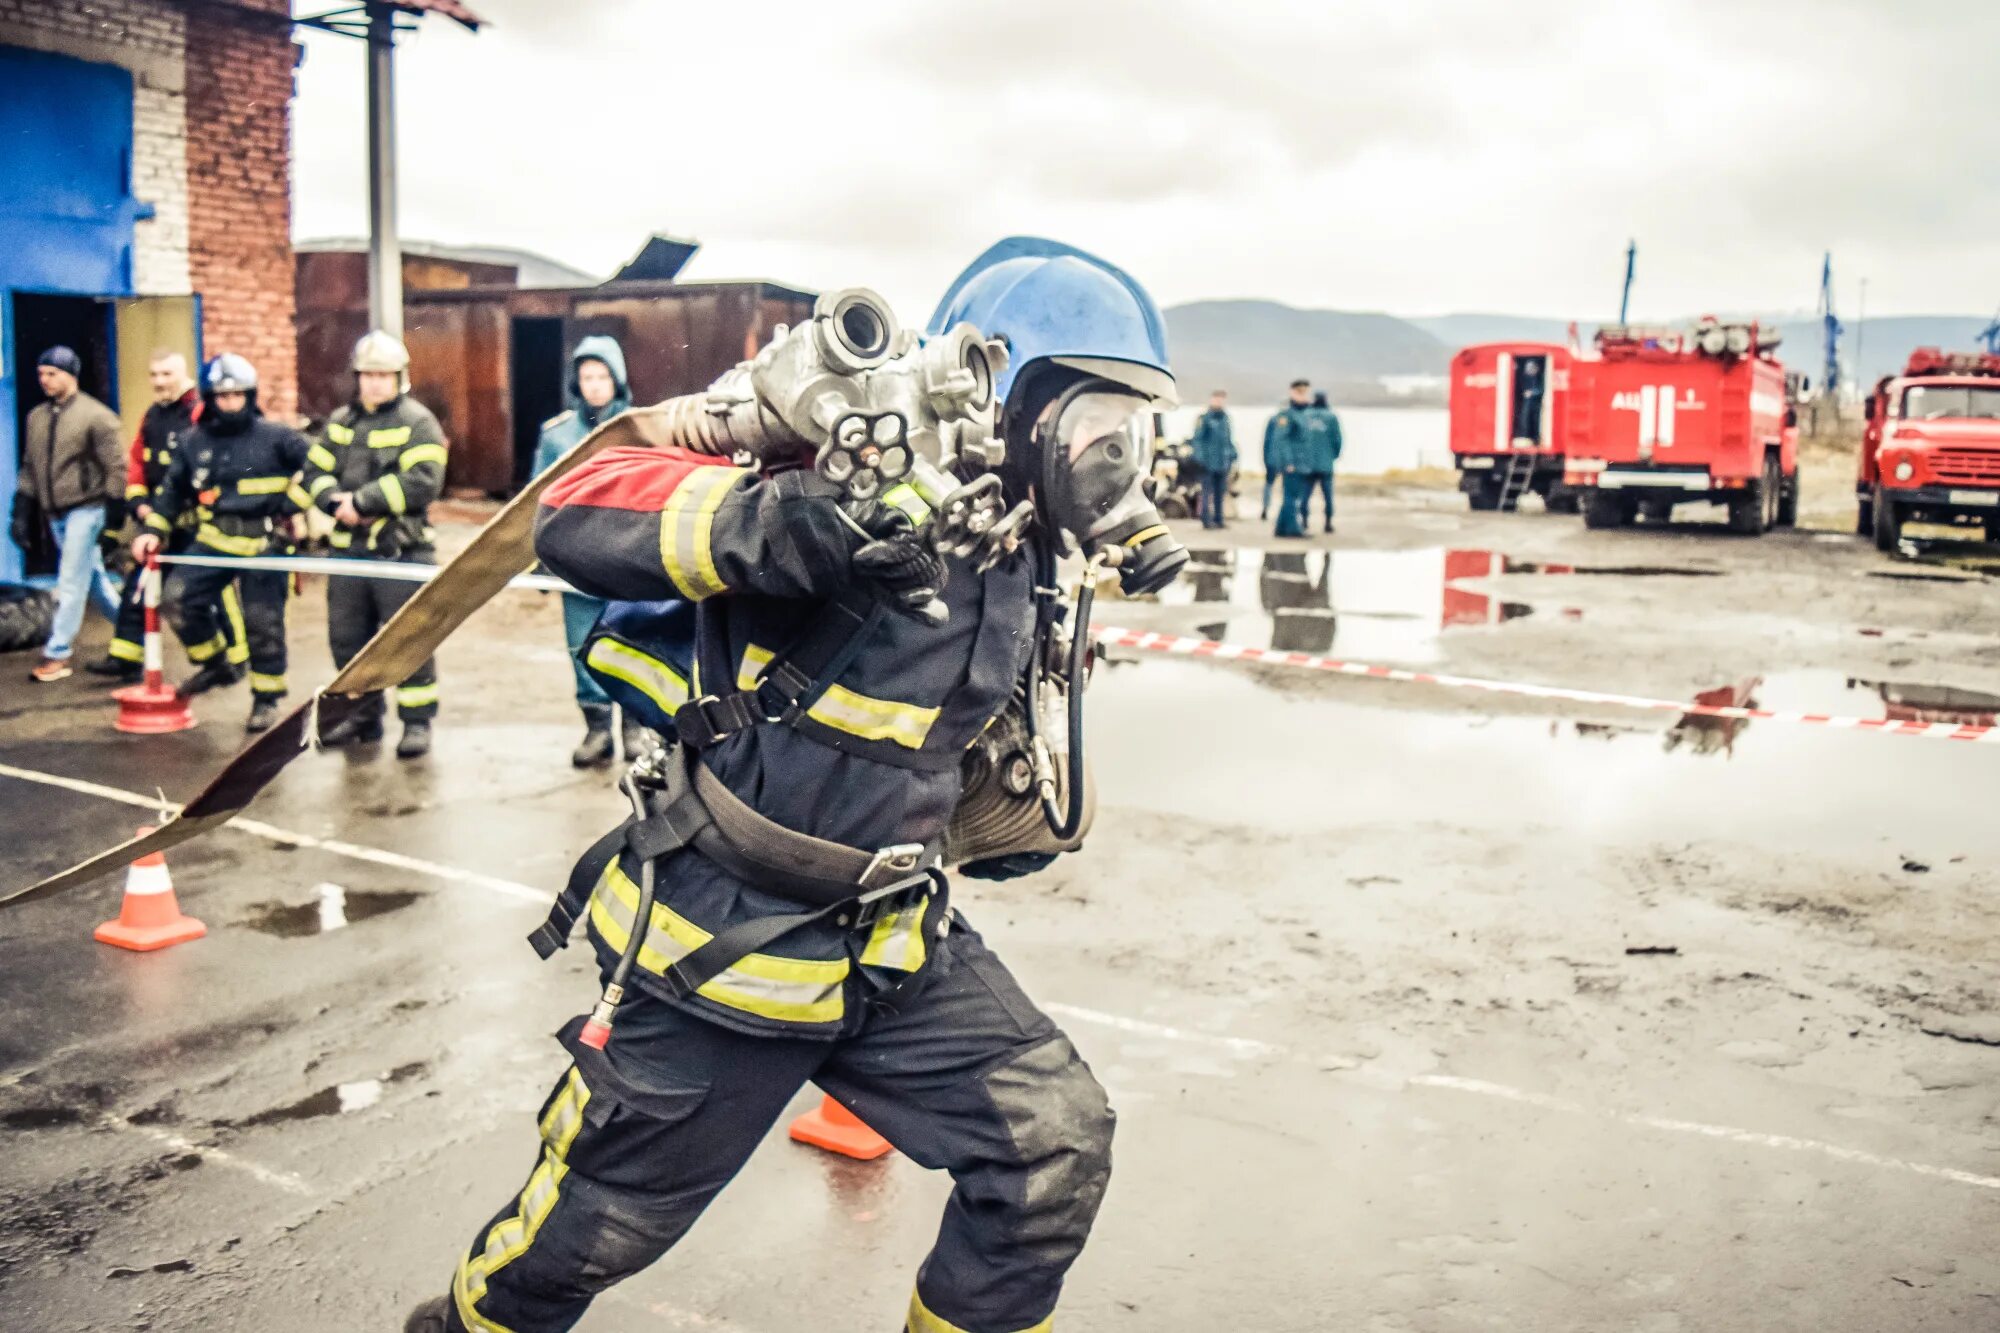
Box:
[290,0,2000,324]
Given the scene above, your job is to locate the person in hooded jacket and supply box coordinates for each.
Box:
[533,336,641,767]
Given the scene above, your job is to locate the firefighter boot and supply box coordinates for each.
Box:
[396,720,433,760]
[178,659,245,698]
[319,712,385,747]
[571,703,614,768]
[401,1296,463,1333]
[85,655,143,681]
[245,696,283,734]
[620,715,654,762]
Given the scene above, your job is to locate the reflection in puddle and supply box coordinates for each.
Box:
[1088,659,2000,855]
[1168,548,1593,659]
[241,883,422,937]
[231,1061,429,1127]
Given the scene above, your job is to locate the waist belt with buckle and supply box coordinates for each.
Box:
[528,743,937,1009]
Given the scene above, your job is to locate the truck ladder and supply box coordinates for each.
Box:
[1498,449,1537,512]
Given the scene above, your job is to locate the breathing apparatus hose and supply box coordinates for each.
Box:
[580,773,657,1050]
[1025,538,1094,842]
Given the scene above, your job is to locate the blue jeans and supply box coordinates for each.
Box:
[44,504,120,660]
[561,591,611,710]
[1297,471,1335,529]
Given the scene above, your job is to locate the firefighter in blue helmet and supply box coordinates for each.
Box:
[532,335,641,767]
[404,238,1185,1333]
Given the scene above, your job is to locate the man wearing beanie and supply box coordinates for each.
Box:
[14,346,124,682]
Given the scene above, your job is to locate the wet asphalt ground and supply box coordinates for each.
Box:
[1,472,1996,1331]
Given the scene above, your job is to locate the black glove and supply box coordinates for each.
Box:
[958,851,1060,882]
[9,495,34,553]
[852,530,948,617]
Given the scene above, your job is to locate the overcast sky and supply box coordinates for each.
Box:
[291,0,2000,326]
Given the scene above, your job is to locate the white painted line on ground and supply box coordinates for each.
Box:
[103,1113,316,1197]
[14,761,1995,1197]
[0,761,546,904]
[1051,1007,2000,1195]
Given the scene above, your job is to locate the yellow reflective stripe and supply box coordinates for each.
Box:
[590,863,848,1024]
[144,511,173,534]
[367,425,412,448]
[397,682,439,708]
[221,583,249,664]
[308,472,340,497]
[367,517,387,548]
[399,443,448,471]
[736,644,937,750]
[1122,523,1170,548]
[859,901,929,973]
[125,482,149,500]
[184,633,224,663]
[585,637,689,716]
[808,682,939,750]
[324,421,354,445]
[907,1287,1052,1333]
[108,637,144,662]
[235,475,291,495]
[249,671,286,693]
[287,482,313,511]
[328,528,352,548]
[377,473,407,514]
[307,442,338,471]
[658,465,744,600]
[196,524,267,556]
[882,482,931,526]
[453,1060,587,1333]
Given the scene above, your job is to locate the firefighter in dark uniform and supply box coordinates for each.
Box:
[304,330,449,760]
[131,354,311,733]
[92,350,247,680]
[404,238,1190,1333]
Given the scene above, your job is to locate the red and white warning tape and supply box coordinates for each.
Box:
[1089,625,2000,745]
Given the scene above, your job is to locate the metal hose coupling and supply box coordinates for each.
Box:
[659,287,1010,488]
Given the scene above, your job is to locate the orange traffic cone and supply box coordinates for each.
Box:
[94,827,206,952]
[789,1093,893,1160]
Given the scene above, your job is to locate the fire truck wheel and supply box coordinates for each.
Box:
[1872,491,1903,552]
[1467,479,1502,512]
[1856,496,1874,534]
[1638,499,1674,524]
[1582,492,1633,530]
[1729,454,1780,536]
[1776,473,1799,528]
[1544,490,1581,515]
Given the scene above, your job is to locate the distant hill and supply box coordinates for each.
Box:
[1164,300,1447,402]
[1169,299,1993,401]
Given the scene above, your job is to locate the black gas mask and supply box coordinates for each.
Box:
[1030,378,1188,595]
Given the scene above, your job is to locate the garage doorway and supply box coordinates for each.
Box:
[509,316,566,491]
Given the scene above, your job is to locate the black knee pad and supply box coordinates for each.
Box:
[982,1035,1116,1256]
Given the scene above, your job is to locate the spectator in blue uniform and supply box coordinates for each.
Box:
[1187,390,1236,529]
[1264,380,1312,538]
[1298,389,1343,533]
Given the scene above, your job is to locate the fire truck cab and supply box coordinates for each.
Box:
[1858,348,2000,551]
[1447,342,1583,513]
[1565,320,1797,535]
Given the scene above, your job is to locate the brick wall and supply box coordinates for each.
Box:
[132,77,191,293]
[184,1,300,419]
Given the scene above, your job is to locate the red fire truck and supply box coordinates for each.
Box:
[1564,320,1797,534]
[1858,348,2000,551]
[1447,342,1584,513]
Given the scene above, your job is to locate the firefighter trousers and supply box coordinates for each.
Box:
[162,560,286,695]
[446,921,1115,1333]
[326,553,438,721]
[113,532,247,667]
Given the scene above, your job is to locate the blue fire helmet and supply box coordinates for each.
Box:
[927,237,1175,410]
[203,353,258,395]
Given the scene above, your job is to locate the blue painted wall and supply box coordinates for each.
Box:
[1,44,143,583]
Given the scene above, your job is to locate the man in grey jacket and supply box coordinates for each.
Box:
[15,347,124,681]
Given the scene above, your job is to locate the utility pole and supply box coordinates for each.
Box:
[299,2,484,338]
[365,2,401,337]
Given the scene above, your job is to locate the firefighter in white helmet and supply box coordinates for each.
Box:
[301,330,450,759]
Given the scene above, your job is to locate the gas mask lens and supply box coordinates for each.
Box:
[1037,381,1188,595]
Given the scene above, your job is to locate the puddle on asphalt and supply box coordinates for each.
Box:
[231,1061,429,1127]
[240,882,422,937]
[1163,548,1629,658]
[1087,658,2000,856]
